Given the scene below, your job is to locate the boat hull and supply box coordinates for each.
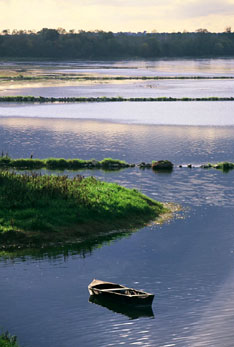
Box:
[88,279,154,306]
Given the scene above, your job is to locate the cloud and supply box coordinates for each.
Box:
[176,0,234,18]
[1,0,234,32]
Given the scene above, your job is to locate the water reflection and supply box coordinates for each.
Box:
[0,229,134,261]
[185,270,234,347]
[89,295,155,320]
[0,117,234,165]
[1,79,234,98]
[2,59,234,77]
[1,102,234,127]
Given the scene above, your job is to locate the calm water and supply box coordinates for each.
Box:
[1,79,234,98]
[1,59,234,98]
[2,58,234,76]
[1,60,234,347]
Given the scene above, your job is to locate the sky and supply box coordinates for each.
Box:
[1,0,234,33]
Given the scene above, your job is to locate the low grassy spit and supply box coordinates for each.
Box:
[0,157,132,170]
[1,96,234,103]
[0,171,168,249]
[1,75,234,81]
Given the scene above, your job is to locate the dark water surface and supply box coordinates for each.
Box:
[0,114,234,346]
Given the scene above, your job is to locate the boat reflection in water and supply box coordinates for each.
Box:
[89,295,154,320]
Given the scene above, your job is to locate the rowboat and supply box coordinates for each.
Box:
[88,279,154,306]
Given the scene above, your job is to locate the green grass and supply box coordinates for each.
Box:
[0,332,19,347]
[1,96,234,103]
[213,162,234,171]
[0,156,131,171]
[0,171,167,249]
[201,161,234,171]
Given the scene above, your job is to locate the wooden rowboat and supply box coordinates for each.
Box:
[88,279,154,306]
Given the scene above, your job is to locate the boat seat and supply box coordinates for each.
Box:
[100,287,127,291]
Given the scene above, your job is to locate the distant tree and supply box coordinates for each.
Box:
[57,27,67,34]
[1,29,10,35]
[196,28,209,33]
[225,26,232,33]
[1,29,234,58]
[37,28,59,41]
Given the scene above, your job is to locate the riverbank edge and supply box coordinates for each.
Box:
[0,203,173,252]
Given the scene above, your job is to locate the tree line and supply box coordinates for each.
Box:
[1,28,234,58]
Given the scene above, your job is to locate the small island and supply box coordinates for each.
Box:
[1,96,234,103]
[0,171,168,250]
[0,156,133,170]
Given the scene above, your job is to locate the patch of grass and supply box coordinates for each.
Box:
[214,161,234,171]
[0,171,167,249]
[201,161,234,171]
[99,158,129,168]
[0,332,19,347]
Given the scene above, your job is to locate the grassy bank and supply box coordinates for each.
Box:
[1,96,234,103]
[0,332,19,347]
[0,157,132,170]
[0,171,167,250]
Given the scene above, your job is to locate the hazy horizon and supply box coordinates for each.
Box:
[1,0,234,33]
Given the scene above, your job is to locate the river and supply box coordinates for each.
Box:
[0,59,234,347]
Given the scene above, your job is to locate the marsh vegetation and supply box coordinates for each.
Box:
[1,96,234,103]
[0,156,131,170]
[0,171,167,249]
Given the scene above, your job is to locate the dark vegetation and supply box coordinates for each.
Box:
[0,156,132,170]
[1,29,234,58]
[152,160,173,171]
[0,171,166,249]
[1,75,234,81]
[0,332,19,347]
[201,161,234,171]
[1,96,234,103]
[1,157,233,172]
